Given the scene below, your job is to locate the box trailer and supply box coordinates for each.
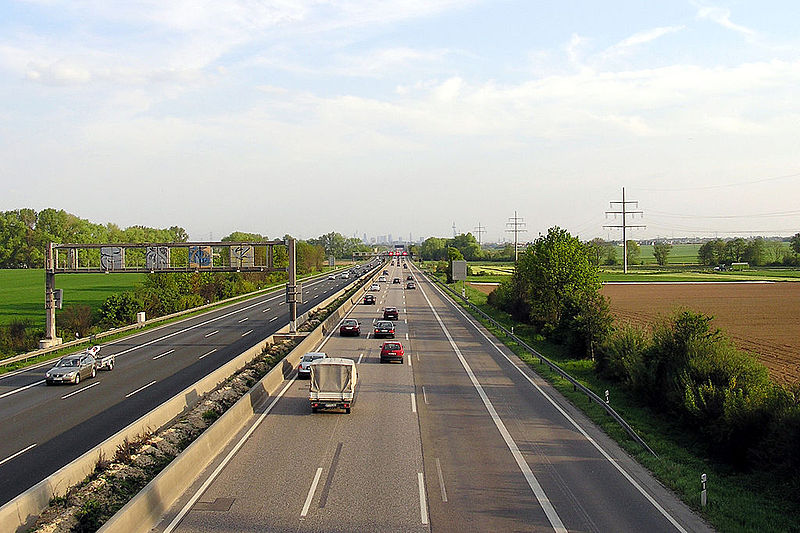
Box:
[309,357,358,414]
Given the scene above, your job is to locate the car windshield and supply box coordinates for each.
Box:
[343,320,357,326]
[303,354,325,362]
[57,359,79,367]
[376,321,393,328]
[384,343,401,350]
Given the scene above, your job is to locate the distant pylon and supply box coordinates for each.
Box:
[474,223,486,246]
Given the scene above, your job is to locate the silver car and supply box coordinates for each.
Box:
[297,352,327,378]
[46,354,96,385]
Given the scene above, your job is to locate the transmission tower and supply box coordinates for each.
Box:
[452,222,457,237]
[474,223,486,246]
[604,187,645,273]
[505,211,527,261]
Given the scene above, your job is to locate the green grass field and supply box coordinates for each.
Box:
[0,269,145,328]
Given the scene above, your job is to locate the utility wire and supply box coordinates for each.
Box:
[633,171,800,192]
[648,208,800,219]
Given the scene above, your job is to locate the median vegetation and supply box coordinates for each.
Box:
[440,226,799,532]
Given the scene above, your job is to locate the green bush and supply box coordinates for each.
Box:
[72,499,104,532]
[598,324,649,384]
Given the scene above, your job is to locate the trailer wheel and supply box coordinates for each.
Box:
[108,359,114,370]
[345,407,351,414]
[311,407,318,413]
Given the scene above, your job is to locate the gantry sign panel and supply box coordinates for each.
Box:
[50,241,285,274]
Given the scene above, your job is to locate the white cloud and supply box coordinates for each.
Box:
[606,26,685,57]
[696,5,757,39]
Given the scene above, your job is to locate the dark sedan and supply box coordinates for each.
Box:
[339,319,361,336]
[383,307,399,320]
[363,294,376,305]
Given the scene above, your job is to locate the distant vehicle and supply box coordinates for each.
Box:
[406,282,415,289]
[340,272,350,279]
[403,264,408,268]
[339,318,361,337]
[370,283,380,291]
[383,270,389,275]
[373,320,395,338]
[380,342,404,364]
[407,275,414,280]
[363,294,376,304]
[298,352,327,379]
[383,307,399,320]
[378,276,387,283]
[45,346,114,385]
[392,278,400,284]
[309,357,357,413]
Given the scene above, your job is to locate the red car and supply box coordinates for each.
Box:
[383,307,399,320]
[373,320,395,338]
[339,318,361,336]
[380,341,404,363]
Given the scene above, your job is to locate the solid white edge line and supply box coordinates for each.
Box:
[0,379,45,400]
[204,330,218,338]
[163,376,297,533]
[199,349,217,359]
[435,457,448,502]
[125,380,157,398]
[428,277,689,533]
[61,381,99,400]
[411,392,417,412]
[153,350,175,360]
[418,472,429,525]
[301,467,324,518]
[0,443,37,467]
[418,282,567,533]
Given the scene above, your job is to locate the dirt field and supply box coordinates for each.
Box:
[601,282,800,384]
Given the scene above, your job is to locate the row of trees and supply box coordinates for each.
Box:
[418,233,516,262]
[0,209,188,268]
[698,236,799,266]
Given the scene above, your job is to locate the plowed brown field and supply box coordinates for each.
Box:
[601,282,800,384]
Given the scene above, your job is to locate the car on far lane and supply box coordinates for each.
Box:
[370,283,380,291]
[392,278,400,284]
[328,274,336,280]
[406,275,414,280]
[378,276,387,283]
[406,281,415,289]
[383,270,389,275]
[373,320,395,338]
[383,306,399,320]
[403,264,408,268]
[380,341,404,364]
[298,352,327,378]
[46,353,96,385]
[340,272,350,279]
[339,318,361,337]
[363,294,376,304]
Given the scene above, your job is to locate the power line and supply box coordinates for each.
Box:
[505,211,527,262]
[648,208,800,219]
[633,171,800,192]
[604,187,645,274]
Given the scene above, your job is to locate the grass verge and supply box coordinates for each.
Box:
[431,274,799,533]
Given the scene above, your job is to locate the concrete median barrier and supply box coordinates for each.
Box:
[0,265,380,533]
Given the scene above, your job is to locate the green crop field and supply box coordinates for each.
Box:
[636,243,700,264]
[0,269,145,328]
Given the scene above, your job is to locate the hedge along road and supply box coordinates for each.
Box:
[153,262,712,533]
[0,264,379,507]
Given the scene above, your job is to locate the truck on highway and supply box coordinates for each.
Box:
[309,358,358,414]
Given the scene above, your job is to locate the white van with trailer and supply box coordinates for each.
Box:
[308,358,358,414]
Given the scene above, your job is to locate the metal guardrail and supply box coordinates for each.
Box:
[425,271,658,458]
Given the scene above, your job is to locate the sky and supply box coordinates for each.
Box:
[2,0,800,243]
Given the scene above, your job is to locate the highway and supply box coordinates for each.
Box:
[0,263,379,506]
[154,262,713,533]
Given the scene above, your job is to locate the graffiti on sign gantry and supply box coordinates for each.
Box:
[232,245,254,268]
[188,246,212,269]
[100,247,125,271]
[146,246,171,270]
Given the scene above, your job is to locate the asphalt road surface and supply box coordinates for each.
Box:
[154,261,713,533]
[0,262,380,506]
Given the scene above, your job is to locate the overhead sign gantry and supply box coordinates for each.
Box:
[42,239,300,348]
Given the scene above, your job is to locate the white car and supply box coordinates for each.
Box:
[340,272,350,279]
[378,276,387,283]
[328,274,336,280]
[298,352,327,378]
[370,283,380,291]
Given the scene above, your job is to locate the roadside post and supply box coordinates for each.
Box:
[701,473,707,507]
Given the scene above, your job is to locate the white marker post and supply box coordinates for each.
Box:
[701,473,707,508]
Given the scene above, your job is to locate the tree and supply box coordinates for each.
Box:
[450,233,482,260]
[585,238,609,266]
[625,240,641,266]
[698,239,726,266]
[790,233,800,256]
[743,238,765,266]
[653,242,672,266]
[515,226,601,331]
[725,238,748,263]
[420,237,447,261]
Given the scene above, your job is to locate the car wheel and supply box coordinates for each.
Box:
[91,367,96,379]
[345,407,351,414]
[74,374,80,385]
[46,381,52,386]
[108,360,114,370]
[311,407,318,413]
